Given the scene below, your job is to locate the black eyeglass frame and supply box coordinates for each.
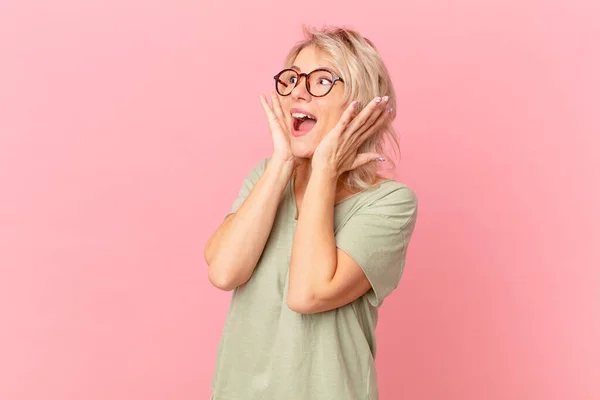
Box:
[273,68,345,97]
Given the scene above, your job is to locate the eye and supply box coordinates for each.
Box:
[289,76,298,84]
[317,77,333,86]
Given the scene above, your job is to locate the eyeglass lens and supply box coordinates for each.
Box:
[276,70,335,97]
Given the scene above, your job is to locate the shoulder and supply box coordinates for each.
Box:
[360,180,418,228]
[368,180,418,209]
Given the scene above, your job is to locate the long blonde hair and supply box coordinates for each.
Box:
[284,25,401,191]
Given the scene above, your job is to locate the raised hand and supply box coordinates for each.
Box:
[259,91,302,168]
[311,96,393,177]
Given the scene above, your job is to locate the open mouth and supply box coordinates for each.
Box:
[291,112,317,136]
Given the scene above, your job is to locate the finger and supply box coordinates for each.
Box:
[350,152,385,170]
[344,96,388,137]
[329,100,361,136]
[347,106,392,155]
[271,91,286,123]
[354,105,393,140]
[259,93,279,123]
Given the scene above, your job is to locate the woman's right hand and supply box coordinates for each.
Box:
[259,91,301,168]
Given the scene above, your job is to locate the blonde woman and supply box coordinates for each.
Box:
[204,26,419,400]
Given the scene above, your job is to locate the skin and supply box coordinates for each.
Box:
[261,45,392,208]
[256,45,395,313]
[204,44,395,314]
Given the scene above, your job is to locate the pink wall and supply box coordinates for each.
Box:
[1,1,598,399]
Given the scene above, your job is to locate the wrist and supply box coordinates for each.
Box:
[310,153,340,178]
[305,168,338,206]
[310,167,339,185]
[310,163,339,181]
[267,156,295,180]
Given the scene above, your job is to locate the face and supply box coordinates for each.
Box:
[279,45,347,159]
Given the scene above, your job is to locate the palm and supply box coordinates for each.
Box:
[260,92,300,167]
[311,97,391,175]
[269,113,291,157]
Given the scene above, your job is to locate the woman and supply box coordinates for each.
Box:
[204,26,418,400]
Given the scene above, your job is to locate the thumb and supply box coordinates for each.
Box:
[351,153,385,170]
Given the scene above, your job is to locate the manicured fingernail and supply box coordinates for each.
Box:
[352,101,359,108]
[376,157,386,162]
[388,107,393,114]
[375,97,382,103]
[383,96,389,102]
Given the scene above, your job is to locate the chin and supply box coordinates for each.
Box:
[290,140,316,159]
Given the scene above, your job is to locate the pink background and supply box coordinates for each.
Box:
[1,0,598,399]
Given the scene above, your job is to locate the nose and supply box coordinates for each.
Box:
[290,74,311,101]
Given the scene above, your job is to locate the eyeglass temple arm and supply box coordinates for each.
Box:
[276,78,289,89]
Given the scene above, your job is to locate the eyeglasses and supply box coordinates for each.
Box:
[273,68,344,97]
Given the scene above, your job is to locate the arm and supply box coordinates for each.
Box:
[287,170,418,313]
[287,96,397,313]
[287,168,372,314]
[204,158,294,291]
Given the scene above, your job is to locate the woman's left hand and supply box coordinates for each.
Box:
[311,96,393,177]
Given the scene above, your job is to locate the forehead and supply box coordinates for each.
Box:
[290,45,337,73]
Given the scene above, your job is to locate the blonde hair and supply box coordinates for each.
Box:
[284,25,401,191]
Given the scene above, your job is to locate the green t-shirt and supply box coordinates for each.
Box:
[211,158,418,400]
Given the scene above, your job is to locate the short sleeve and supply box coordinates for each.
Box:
[334,185,418,307]
[224,158,270,219]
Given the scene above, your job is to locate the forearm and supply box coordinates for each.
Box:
[205,158,294,290]
[288,168,338,303]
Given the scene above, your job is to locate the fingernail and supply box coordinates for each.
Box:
[376,157,386,162]
[375,97,382,103]
[383,96,389,102]
[388,107,393,114]
[352,101,359,108]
